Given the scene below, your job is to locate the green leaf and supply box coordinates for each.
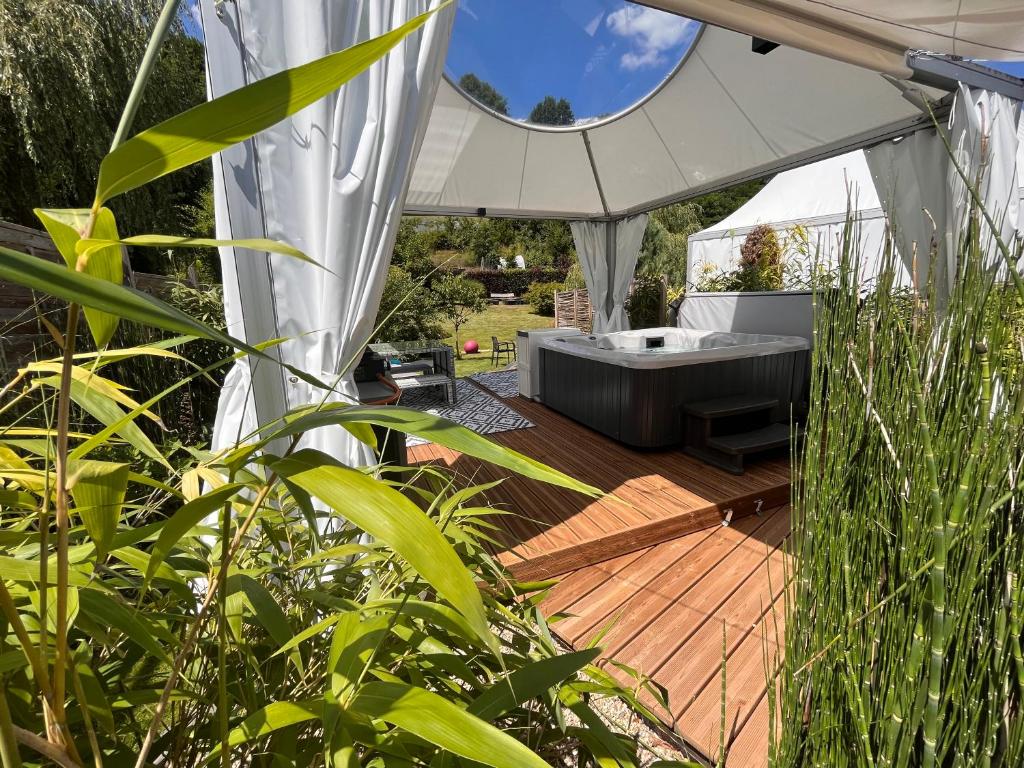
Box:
[561,689,638,768]
[0,555,91,587]
[74,642,115,735]
[67,459,129,561]
[35,207,124,345]
[78,588,171,662]
[58,378,167,468]
[76,235,316,267]
[146,483,244,584]
[236,574,292,649]
[348,681,549,768]
[468,648,600,721]
[270,450,495,653]
[272,614,345,658]
[205,700,323,763]
[0,244,329,393]
[95,6,444,203]
[257,404,600,496]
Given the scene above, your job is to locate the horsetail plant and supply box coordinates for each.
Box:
[770,137,1024,766]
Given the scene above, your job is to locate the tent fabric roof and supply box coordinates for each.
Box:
[644,2,1024,76]
[692,115,1024,244]
[407,21,946,220]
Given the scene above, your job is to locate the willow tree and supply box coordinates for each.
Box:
[0,0,207,272]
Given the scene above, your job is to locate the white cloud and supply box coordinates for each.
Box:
[605,6,698,72]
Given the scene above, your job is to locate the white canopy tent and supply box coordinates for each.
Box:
[688,108,1024,291]
[686,150,891,287]
[201,0,1024,463]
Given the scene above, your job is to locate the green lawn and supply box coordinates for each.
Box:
[442,304,554,377]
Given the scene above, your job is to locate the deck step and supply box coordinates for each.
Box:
[707,423,797,455]
[684,394,779,419]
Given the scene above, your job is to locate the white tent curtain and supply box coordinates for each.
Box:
[569,221,608,331]
[202,0,455,467]
[866,85,1021,299]
[865,130,951,291]
[610,215,649,332]
[570,215,648,333]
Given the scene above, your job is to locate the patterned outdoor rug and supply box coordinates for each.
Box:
[468,369,519,399]
[399,378,533,447]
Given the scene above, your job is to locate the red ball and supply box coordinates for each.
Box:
[463,339,479,354]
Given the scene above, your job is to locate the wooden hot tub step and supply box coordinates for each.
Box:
[707,423,796,455]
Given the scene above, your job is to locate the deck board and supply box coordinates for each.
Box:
[406,387,790,766]
[407,393,790,577]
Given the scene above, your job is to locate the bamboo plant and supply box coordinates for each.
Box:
[0,5,697,767]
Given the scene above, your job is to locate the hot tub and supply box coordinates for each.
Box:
[538,328,810,448]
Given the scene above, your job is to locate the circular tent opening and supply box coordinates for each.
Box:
[444,0,703,129]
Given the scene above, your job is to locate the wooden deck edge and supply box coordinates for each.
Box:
[504,484,791,582]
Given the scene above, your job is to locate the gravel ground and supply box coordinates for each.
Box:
[551,637,710,767]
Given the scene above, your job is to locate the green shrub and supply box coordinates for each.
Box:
[374,266,443,342]
[561,261,587,291]
[524,281,561,316]
[625,274,665,329]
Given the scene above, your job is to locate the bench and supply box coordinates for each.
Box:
[488,292,522,305]
[683,394,801,474]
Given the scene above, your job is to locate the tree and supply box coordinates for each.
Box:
[528,96,575,126]
[458,73,509,115]
[374,266,443,342]
[690,179,767,228]
[637,202,703,288]
[431,273,486,357]
[0,0,208,273]
[391,216,436,277]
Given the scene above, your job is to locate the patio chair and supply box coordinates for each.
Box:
[491,335,516,367]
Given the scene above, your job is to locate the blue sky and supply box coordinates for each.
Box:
[444,0,701,121]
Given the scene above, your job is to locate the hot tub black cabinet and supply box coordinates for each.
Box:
[539,347,809,448]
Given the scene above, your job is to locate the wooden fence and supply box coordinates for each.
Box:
[553,288,592,333]
[552,278,668,332]
[0,219,190,371]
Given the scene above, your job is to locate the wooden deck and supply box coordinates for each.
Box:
[407,388,791,766]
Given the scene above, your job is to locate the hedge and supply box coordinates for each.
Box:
[429,267,567,296]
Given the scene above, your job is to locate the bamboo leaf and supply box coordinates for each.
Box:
[348,681,549,768]
[78,589,172,662]
[236,574,292,649]
[35,207,124,345]
[67,459,130,561]
[0,556,91,587]
[468,648,600,721]
[256,404,601,496]
[57,377,167,467]
[146,483,244,584]
[269,449,496,653]
[205,700,322,762]
[76,235,317,267]
[74,643,116,735]
[95,6,443,203]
